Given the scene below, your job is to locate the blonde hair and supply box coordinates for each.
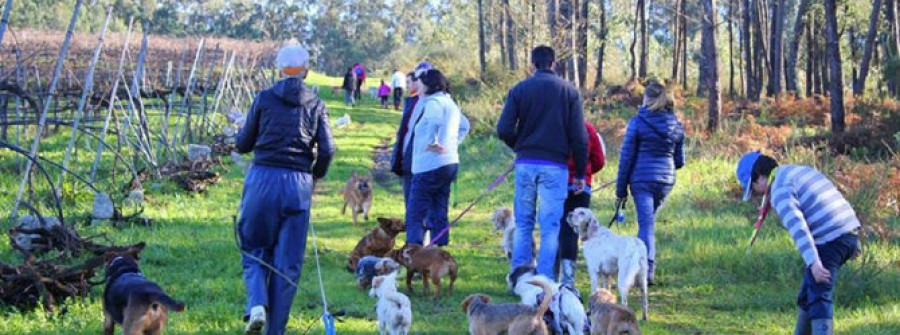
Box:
[642,80,673,112]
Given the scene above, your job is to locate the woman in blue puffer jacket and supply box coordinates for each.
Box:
[615,79,685,285]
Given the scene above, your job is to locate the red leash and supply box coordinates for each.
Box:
[746,187,772,254]
[427,162,515,246]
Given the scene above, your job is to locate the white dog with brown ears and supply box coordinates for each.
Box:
[369,271,412,335]
[566,207,649,321]
[507,266,587,334]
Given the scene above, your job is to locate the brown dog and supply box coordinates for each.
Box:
[347,217,406,271]
[103,252,185,335]
[397,244,458,298]
[341,172,373,224]
[462,280,552,335]
[589,288,641,335]
[507,280,552,335]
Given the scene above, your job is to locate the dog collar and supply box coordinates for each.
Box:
[108,256,128,268]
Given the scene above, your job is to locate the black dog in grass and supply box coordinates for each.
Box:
[103,252,185,335]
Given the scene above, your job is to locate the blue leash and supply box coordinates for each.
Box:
[308,218,336,335]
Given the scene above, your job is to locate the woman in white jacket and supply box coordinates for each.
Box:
[403,68,466,246]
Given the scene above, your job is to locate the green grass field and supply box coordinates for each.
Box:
[0,72,898,334]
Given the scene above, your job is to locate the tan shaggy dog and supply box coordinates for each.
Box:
[346,217,406,271]
[506,280,553,335]
[589,288,641,335]
[460,279,552,335]
[397,244,458,298]
[341,172,373,224]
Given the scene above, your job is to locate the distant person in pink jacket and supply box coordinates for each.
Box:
[378,80,391,109]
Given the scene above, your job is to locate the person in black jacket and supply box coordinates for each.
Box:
[341,67,357,106]
[234,45,336,335]
[615,79,685,286]
[497,46,588,279]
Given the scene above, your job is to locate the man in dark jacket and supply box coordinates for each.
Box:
[497,46,588,279]
[235,45,336,335]
[615,79,685,285]
[342,67,357,106]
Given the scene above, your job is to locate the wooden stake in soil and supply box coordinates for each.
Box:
[58,6,113,195]
[90,17,135,184]
[11,0,84,222]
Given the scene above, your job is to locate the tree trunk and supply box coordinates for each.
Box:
[729,0,736,97]
[820,31,829,96]
[785,0,810,94]
[672,0,682,81]
[824,0,844,133]
[850,27,858,87]
[594,0,607,88]
[639,0,649,78]
[570,0,580,88]
[853,0,881,96]
[561,0,574,80]
[884,0,899,96]
[478,0,486,78]
[498,3,507,68]
[505,0,517,71]
[703,0,721,132]
[630,1,638,80]
[752,0,766,99]
[577,0,588,85]
[806,13,815,97]
[768,0,785,96]
[743,0,757,100]
[681,8,688,90]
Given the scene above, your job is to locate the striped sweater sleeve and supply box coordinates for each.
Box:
[771,168,820,267]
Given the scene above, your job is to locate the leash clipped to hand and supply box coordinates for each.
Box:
[607,198,627,228]
[428,162,515,246]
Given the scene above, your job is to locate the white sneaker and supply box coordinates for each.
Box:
[245,305,266,335]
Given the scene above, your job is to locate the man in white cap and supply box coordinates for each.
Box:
[235,44,335,335]
[736,151,860,335]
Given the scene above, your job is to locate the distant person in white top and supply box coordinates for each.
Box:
[390,69,406,110]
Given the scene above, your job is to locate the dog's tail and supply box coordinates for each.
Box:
[527,279,553,317]
[153,293,186,312]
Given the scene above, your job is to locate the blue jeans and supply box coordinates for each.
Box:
[798,232,858,320]
[630,182,673,270]
[511,163,569,278]
[405,164,458,246]
[402,173,412,204]
[344,90,355,105]
[238,165,312,335]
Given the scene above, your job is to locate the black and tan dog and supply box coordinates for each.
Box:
[103,253,185,335]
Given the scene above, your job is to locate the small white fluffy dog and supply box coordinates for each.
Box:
[335,113,352,129]
[369,272,412,335]
[507,266,587,334]
[567,207,649,320]
[491,207,516,262]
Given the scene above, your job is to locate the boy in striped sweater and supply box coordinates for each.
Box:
[736,151,860,335]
